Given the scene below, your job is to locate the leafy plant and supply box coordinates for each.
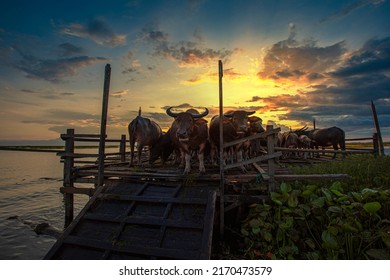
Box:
[241,180,390,259]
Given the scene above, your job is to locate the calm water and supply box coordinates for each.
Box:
[0,150,90,260]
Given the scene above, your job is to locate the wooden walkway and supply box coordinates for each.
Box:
[44,179,217,260]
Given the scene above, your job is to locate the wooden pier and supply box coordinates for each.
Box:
[44,63,383,260]
[44,179,217,259]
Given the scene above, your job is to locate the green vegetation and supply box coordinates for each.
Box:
[291,154,390,191]
[239,154,390,260]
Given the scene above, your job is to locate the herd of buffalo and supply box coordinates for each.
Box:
[128,107,346,174]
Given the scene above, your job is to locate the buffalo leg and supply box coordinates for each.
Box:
[184,153,192,174]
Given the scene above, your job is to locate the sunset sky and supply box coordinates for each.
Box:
[0,0,389,144]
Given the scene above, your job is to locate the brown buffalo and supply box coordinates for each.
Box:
[209,110,255,172]
[166,107,209,174]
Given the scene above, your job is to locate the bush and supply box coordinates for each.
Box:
[241,181,390,259]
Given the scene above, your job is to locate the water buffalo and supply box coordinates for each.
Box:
[280,132,299,158]
[166,107,209,174]
[247,116,266,157]
[298,134,312,158]
[128,108,162,166]
[308,126,345,158]
[149,129,174,165]
[209,110,255,172]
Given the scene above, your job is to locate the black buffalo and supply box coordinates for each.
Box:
[128,108,162,166]
[308,126,346,158]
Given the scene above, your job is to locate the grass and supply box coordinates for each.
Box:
[290,154,390,191]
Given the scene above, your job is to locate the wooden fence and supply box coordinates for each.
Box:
[58,128,127,226]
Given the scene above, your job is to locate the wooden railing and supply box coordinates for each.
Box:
[59,128,127,226]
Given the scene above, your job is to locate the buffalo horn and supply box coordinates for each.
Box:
[166,106,179,118]
[191,107,209,118]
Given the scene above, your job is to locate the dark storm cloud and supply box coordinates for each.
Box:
[61,16,126,47]
[59,43,84,57]
[331,36,390,77]
[138,26,239,67]
[13,47,109,83]
[320,0,385,23]
[256,26,390,135]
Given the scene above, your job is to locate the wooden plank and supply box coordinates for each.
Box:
[46,179,216,260]
[200,191,217,259]
[98,193,208,205]
[60,187,95,196]
[44,183,108,259]
[274,174,351,180]
[84,214,203,229]
[58,152,99,158]
[223,127,281,148]
[224,151,282,170]
[63,235,200,260]
[275,147,372,154]
[252,163,270,181]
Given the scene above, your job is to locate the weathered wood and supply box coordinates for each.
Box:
[275,147,372,154]
[252,162,270,181]
[58,152,99,158]
[98,193,208,205]
[120,134,126,162]
[61,133,102,140]
[373,133,379,156]
[371,100,385,156]
[218,59,225,239]
[63,235,200,260]
[64,128,75,227]
[60,187,95,196]
[274,174,352,180]
[97,64,111,187]
[266,125,276,192]
[346,137,373,141]
[223,127,280,148]
[46,180,217,260]
[224,151,282,170]
[85,213,204,229]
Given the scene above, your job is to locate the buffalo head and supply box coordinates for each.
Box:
[166,107,209,141]
[224,110,255,135]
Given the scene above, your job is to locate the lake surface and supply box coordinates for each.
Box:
[0,150,90,260]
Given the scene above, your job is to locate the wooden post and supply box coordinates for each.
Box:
[63,128,75,227]
[120,134,126,162]
[373,133,379,157]
[218,60,225,238]
[97,64,111,187]
[313,118,316,130]
[370,100,385,156]
[266,125,276,192]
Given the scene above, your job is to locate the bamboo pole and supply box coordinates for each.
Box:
[218,60,225,238]
[63,128,75,227]
[373,133,379,157]
[371,100,384,156]
[120,134,126,162]
[97,64,111,187]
